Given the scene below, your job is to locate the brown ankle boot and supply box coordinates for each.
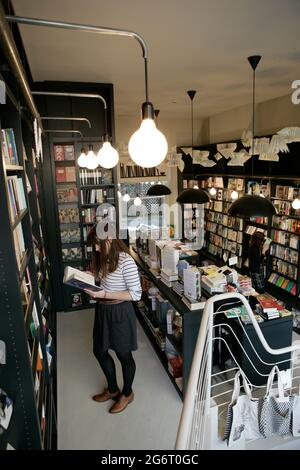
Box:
[92,388,120,402]
[109,392,134,413]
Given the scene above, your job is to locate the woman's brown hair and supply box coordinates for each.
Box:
[87,226,130,278]
[249,231,265,251]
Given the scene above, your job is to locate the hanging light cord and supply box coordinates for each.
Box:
[251,67,256,181]
[144,58,149,102]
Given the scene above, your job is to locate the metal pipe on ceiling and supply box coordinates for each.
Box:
[43,130,84,137]
[33,91,107,109]
[40,116,92,128]
[5,14,150,101]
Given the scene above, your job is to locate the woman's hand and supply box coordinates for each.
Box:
[84,289,106,299]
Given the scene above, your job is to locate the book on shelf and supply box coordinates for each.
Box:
[63,266,102,292]
[64,145,75,161]
[57,186,78,203]
[54,145,65,161]
[58,207,80,224]
[1,128,19,165]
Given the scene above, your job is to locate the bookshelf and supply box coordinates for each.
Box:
[0,98,56,449]
[267,182,300,299]
[49,138,118,310]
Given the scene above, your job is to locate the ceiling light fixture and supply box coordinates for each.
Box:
[6,15,163,168]
[78,147,88,168]
[145,110,171,197]
[85,144,98,170]
[209,187,217,196]
[176,91,210,205]
[229,55,276,218]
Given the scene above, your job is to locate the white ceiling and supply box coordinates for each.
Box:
[11,0,300,121]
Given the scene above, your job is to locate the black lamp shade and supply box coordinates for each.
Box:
[177,188,210,204]
[146,184,171,196]
[228,195,276,217]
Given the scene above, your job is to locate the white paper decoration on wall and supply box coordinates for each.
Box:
[241,129,252,148]
[277,127,300,143]
[268,135,289,154]
[258,153,279,162]
[216,142,237,159]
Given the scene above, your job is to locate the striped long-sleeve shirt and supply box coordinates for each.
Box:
[99,252,142,301]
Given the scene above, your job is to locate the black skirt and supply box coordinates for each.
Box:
[93,301,137,353]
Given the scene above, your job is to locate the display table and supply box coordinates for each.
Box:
[131,247,294,396]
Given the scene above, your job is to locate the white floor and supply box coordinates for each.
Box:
[57,308,182,450]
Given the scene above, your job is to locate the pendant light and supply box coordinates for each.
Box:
[97,106,119,169]
[128,77,168,168]
[78,147,88,168]
[85,144,98,170]
[176,91,210,204]
[228,56,276,218]
[145,110,171,196]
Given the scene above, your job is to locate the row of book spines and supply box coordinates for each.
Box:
[79,169,113,186]
[186,177,244,191]
[271,230,299,249]
[1,128,19,165]
[270,245,299,263]
[275,185,300,200]
[120,163,157,178]
[80,189,115,204]
[271,259,298,280]
[7,176,27,223]
[205,225,243,243]
[272,217,300,232]
[268,272,297,294]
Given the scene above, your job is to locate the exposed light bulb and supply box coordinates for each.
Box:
[85,146,98,170]
[97,141,119,169]
[129,118,168,168]
[123,193,130,202]
[209,187,217,196]
[259,193,265,198]
[193,184,199,189]
[292,198,300,210]
[134,196,142,206]
[231,190,238,200]
[150,181,155,185]
[78,149,87,168]
[117,190,122,198]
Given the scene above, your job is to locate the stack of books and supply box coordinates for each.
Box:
[256,294,284,320]
[237,275,256,296]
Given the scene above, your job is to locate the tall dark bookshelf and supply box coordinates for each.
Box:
[32,81,118,312]
[0,92,56,449]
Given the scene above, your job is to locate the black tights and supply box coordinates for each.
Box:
[93,347,136,397]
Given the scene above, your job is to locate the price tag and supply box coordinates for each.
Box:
[229,256,238,266]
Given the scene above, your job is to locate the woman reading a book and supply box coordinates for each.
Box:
[84,228,142,414]
[248,231,267,294]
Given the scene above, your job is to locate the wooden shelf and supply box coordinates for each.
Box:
[80,184,114,189]
[11,208,28,230]
[19,249,32,283]
[5,164,24,171]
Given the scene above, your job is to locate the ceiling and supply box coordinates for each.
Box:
[11,0,300,121]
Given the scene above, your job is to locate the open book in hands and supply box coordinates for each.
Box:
[63,266,102,292]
